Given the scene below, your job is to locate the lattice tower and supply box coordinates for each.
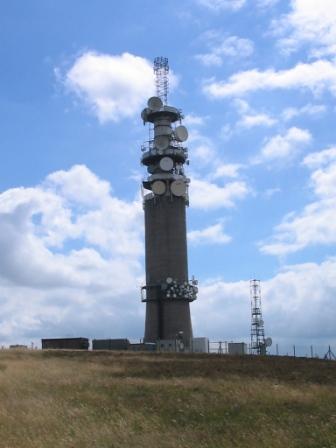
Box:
[250,279,266,355]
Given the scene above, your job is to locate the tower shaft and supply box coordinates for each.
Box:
[143,196,192,341]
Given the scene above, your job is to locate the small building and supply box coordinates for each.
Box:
[92,338,130,351]
[9,345,28,350]
[41,338,89,350]
[228,342,247,356]
[192,337,209,353]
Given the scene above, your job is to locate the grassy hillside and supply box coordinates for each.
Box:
[0,350,335,448]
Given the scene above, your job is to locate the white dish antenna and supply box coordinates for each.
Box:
[152,180,166,195]
[159,156,174,172]
[166,277,173,284]
[171,180,186,197]
[175,125,188,142]
[147,96,163,111]
[155,135,170,151]
[265,337,272,347]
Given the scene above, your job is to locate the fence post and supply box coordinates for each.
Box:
[293,345,296,358]
[276,343,279,356]
[310,345,313,358]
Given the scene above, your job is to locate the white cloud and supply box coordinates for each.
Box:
[190,177,250,209]
[0,165,144,344]
[273,0,336,57]
[221,99,277,140]
[255,127,312,163]
[203,60,336,98]
[45,165,111,206]
[282,103,327,121]
[187,128,250,206]
[188,130,216,164]
[193,258,336,347]
[303,146,336,168]
[260,147,336,255]
[239,113,277,128]
[196,0,246,12]
[234,99,277,129]
[193,144,216,162]
[184,114,207,126]
[63,52,155,123]
[1,167,335,348]
[211,163,242,179]
[196,33,254,66]
[188,223,231,245]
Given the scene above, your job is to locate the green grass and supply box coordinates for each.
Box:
[0,350,335,448]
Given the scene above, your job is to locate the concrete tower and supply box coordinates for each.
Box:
[141,57,197,344]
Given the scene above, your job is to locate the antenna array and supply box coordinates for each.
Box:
[154,56,169,104]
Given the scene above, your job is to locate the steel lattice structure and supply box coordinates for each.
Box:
[154,57,169,104]
[250,279,266,355]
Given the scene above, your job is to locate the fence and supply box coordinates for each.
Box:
[209,341,336,359]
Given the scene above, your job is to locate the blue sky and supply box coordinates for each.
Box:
[1,0,336,354]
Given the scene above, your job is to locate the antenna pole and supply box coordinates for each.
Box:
[154,57,169,105]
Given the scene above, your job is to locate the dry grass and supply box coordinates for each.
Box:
[0,350,335,448]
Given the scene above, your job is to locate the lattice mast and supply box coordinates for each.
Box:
[154,57,169,105]
[250,279,266,355]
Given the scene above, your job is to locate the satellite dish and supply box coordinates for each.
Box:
[147,96,163,111]
[265,337,272,347]
[152,180,166,195]
[171,180,186,197]
[155,135,170,151]
[175,125,188,142]
[166,277,173,284]
[159,157,174,172]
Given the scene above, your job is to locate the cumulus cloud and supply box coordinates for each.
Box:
[254,127,312,164]
[203,60,336,98]
[184,114,207,126]
[272,0,336,58]
[0,165,144,344]
[220,99,277,141]
[282,103,327,121]
[1,165,334,349]
[260,146,336,255]
[303,146,336,168]
[190,177,250,209]
[210,163,242,179]
[196,32,254,66]
[193,258,336,349]
[63,52,155,123]
[188,222,231,245]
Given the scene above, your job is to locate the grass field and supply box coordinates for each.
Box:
[0,350,335,448]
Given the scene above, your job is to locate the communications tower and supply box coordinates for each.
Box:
[140,57,198,345]
[250,279,271,355]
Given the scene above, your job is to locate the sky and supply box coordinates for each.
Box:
[0,0,336,354]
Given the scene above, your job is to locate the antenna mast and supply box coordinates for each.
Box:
[154,56,169,105]
[250,279,266,355]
